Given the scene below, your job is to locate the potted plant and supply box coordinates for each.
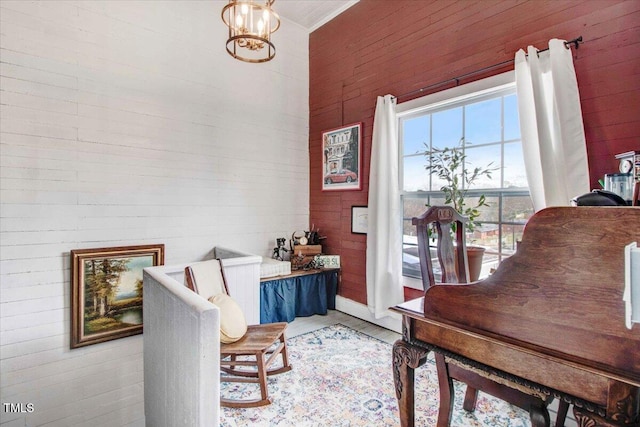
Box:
[424,138,497,281]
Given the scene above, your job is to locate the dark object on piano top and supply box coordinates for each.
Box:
[571,189,628,206]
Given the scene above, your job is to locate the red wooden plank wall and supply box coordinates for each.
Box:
[309,0,640,304]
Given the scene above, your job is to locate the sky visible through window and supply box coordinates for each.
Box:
[402,93,527,192]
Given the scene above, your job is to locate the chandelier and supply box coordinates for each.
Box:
[221,0,281,63]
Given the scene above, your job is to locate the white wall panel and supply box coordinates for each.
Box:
[0,0,309,425]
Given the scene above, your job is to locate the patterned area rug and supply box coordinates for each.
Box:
[220,324,530,426]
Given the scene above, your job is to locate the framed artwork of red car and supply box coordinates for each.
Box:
[321,122,362,191]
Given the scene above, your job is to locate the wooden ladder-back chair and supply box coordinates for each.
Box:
[185,259,292,408]
[413,206,566,427]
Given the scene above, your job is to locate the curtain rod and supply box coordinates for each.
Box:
[393,36,583,102]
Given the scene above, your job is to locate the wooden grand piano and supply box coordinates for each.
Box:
[391,207,640,427]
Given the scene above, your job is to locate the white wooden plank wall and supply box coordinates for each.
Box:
[0,1,309,425]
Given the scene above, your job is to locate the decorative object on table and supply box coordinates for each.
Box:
[616,150,639,178]
[290,230,306,247]
[220,0,281,63]
[322,122,362,191]
[291,245,322,257]
[70,244,164,349]
[272,237,289,261]
[424,138,498,281]
[288,226,327,269]
[291,252,318,271]
[306,224,324,245]
[351,206,368,234]
[605,150,640,206]
[314,255,340,269]
[290,246,322,271]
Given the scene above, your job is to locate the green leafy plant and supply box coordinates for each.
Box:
[424,138,498,233]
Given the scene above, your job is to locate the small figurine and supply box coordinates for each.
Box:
[272,237,289,261]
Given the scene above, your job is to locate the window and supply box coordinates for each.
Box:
[397,73,534,284]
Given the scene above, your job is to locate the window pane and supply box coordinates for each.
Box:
[472,223,499,254]
[431,167,461,194]
[501,224,526,256]
[403,197,429,221]
[402,198,425,279]
[403,195,444,235]
[503,142,527,189]
[465,145,501,189]
[402,216,420,279]
[432,107,462,150]
[504,94,520,140]
[403,155,429,191]
[469,195,499,246]
[402,245,421,278]
[402,116,430,156]
[501,195,534,223]
[475,195,499,223]
[465,98,501,144]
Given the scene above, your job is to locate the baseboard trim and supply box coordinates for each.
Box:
[335,296,402,334]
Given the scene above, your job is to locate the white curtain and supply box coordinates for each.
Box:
[366,94,404,319]
[515,38,590,211]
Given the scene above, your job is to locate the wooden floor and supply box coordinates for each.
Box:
[287,309,577,427]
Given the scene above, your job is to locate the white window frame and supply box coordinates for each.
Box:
[396,71,530,290]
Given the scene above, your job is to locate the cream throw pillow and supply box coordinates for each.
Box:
[208,293,248,344]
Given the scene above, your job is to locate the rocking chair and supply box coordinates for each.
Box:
[185,259,292,408]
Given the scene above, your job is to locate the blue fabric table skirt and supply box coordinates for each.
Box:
[260,269,338,323]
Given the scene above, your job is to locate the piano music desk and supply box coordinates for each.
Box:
[391,207,640,427]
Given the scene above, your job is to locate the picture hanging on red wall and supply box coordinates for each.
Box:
[322,122,362,191]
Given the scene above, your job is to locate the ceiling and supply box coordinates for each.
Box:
[274,0,359,32]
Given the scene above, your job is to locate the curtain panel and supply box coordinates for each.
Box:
[366,95,404,319]
[515,38,590,211]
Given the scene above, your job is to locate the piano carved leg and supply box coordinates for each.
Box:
[392,339,429,427]
[435,353,454,427]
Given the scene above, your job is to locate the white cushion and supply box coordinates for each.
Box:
[208,293,247,344]
[189,260,226,300]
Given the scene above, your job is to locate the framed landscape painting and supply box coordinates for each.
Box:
[70,244,164,349]
[322,122,362,191]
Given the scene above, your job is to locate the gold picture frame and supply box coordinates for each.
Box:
[70,244,164,349]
